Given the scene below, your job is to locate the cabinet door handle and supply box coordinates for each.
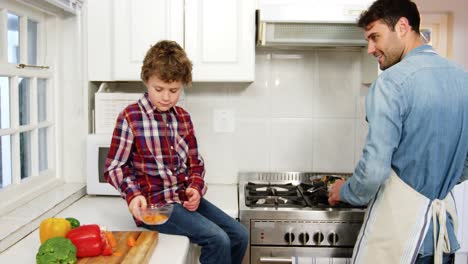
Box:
[259,257,292,263]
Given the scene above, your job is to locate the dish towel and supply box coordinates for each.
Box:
[292,257,351,264]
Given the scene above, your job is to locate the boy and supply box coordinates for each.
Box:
[104,40,248,264]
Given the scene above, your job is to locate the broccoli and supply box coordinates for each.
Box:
[36,237,77,264]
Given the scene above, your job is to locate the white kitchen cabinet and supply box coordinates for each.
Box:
[86,0,113,81]
[185,0,255,82]
[113,0,184,80]
[86,0,184,81]
[86,0,254,82]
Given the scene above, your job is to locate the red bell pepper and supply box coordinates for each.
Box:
[101,236,113,256]
[66,224,102,257]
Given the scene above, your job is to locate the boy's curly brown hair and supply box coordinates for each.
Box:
[140,40,192,86]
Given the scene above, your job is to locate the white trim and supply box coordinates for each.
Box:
[30,77,38,178]
[420,13,449,58]
[0,64,52,77]
[0,2,58,194]
[0,182,86,253]
[0,174,58,213]
[0,9,7,62]
[17,0,83,16]
[0,128,15,136]
[9,76,20,185]
[38,121,53,128]
[19,15,27,64]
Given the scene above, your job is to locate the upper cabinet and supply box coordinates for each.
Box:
[185,0,255,82]
[86,0,255,82]
[113,0,184,80]
[86,0,183,81]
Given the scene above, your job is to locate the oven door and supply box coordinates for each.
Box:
[250,246,353,264]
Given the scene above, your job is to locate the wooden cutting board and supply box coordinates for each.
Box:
[76,231,159,264]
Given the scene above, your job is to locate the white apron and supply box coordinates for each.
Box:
[351,170,457,264]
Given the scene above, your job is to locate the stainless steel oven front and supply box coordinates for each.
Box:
[238,172,365,264]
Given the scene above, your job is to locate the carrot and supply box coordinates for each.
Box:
[113,251,123,257]
[105,231,117,248]
[142,214,168,224]
[127,235,136,247]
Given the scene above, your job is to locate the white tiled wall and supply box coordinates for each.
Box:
[186,49,368,184]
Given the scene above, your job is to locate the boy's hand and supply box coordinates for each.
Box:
[129,195,147,221]
[183,187,201,211]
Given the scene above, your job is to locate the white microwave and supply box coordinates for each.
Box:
[86,134,119,196]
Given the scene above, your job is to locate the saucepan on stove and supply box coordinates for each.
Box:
[300,174,358,208]
[309,175,346,191]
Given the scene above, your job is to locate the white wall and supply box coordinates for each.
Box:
[415,0,468,69]
[58,13,87,183]
[186,49,366,184]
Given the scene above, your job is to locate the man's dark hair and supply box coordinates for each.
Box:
[357,0,421,34]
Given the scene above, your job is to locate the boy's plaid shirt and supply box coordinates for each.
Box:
[104,93,207,206]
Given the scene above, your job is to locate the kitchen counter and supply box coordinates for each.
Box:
[0,183,238,263]
[0,196,190,264]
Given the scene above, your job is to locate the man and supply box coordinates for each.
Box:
[328,0,468,263]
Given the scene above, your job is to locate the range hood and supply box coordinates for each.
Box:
[257,0,372,47]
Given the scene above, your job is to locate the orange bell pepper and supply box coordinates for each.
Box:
[39,218,72,244]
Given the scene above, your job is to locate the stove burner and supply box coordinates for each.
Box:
[245,182,307,208]
[246,195,306,208]
[246,182,297,197]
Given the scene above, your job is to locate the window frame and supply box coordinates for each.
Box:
[0,0,56,199]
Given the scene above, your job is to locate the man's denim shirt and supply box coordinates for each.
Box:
[341,45,468,256]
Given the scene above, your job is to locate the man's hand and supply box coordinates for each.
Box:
[129,195,147,221]
[328,179,346,206]
[183,187,201,211]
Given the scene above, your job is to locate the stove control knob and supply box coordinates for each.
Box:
[284,232,295,244]
[298,233,310,245]
[313,232,324,245]
[328,232,339,245]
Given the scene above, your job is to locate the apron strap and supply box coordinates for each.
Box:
[431,192,457,264]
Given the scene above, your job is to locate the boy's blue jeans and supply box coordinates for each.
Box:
[143,198,248,264]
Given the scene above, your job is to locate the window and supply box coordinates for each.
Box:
[0,1,55,190]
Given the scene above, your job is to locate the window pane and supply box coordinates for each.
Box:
[28,19,38,65]
[20,131,32,179]
[7,13,20,64]
[1,77,11,129]
[0,135,12,189]
[19,78,31,126]
[38,79,47,122]
[39,127,48,172]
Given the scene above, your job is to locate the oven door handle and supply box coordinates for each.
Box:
[259,256,292,263]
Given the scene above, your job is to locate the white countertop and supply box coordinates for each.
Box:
[0,183,238,264]
[0,196,189,264]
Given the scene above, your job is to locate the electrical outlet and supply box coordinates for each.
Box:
[213,109,235,133]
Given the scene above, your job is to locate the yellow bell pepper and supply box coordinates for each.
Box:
[39,218,72,244]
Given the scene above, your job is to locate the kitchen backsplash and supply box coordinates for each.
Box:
[185,49,370,184]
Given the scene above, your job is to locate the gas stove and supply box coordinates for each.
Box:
[238,172,366,264]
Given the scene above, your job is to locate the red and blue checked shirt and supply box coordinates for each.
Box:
[104,93,207,207]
